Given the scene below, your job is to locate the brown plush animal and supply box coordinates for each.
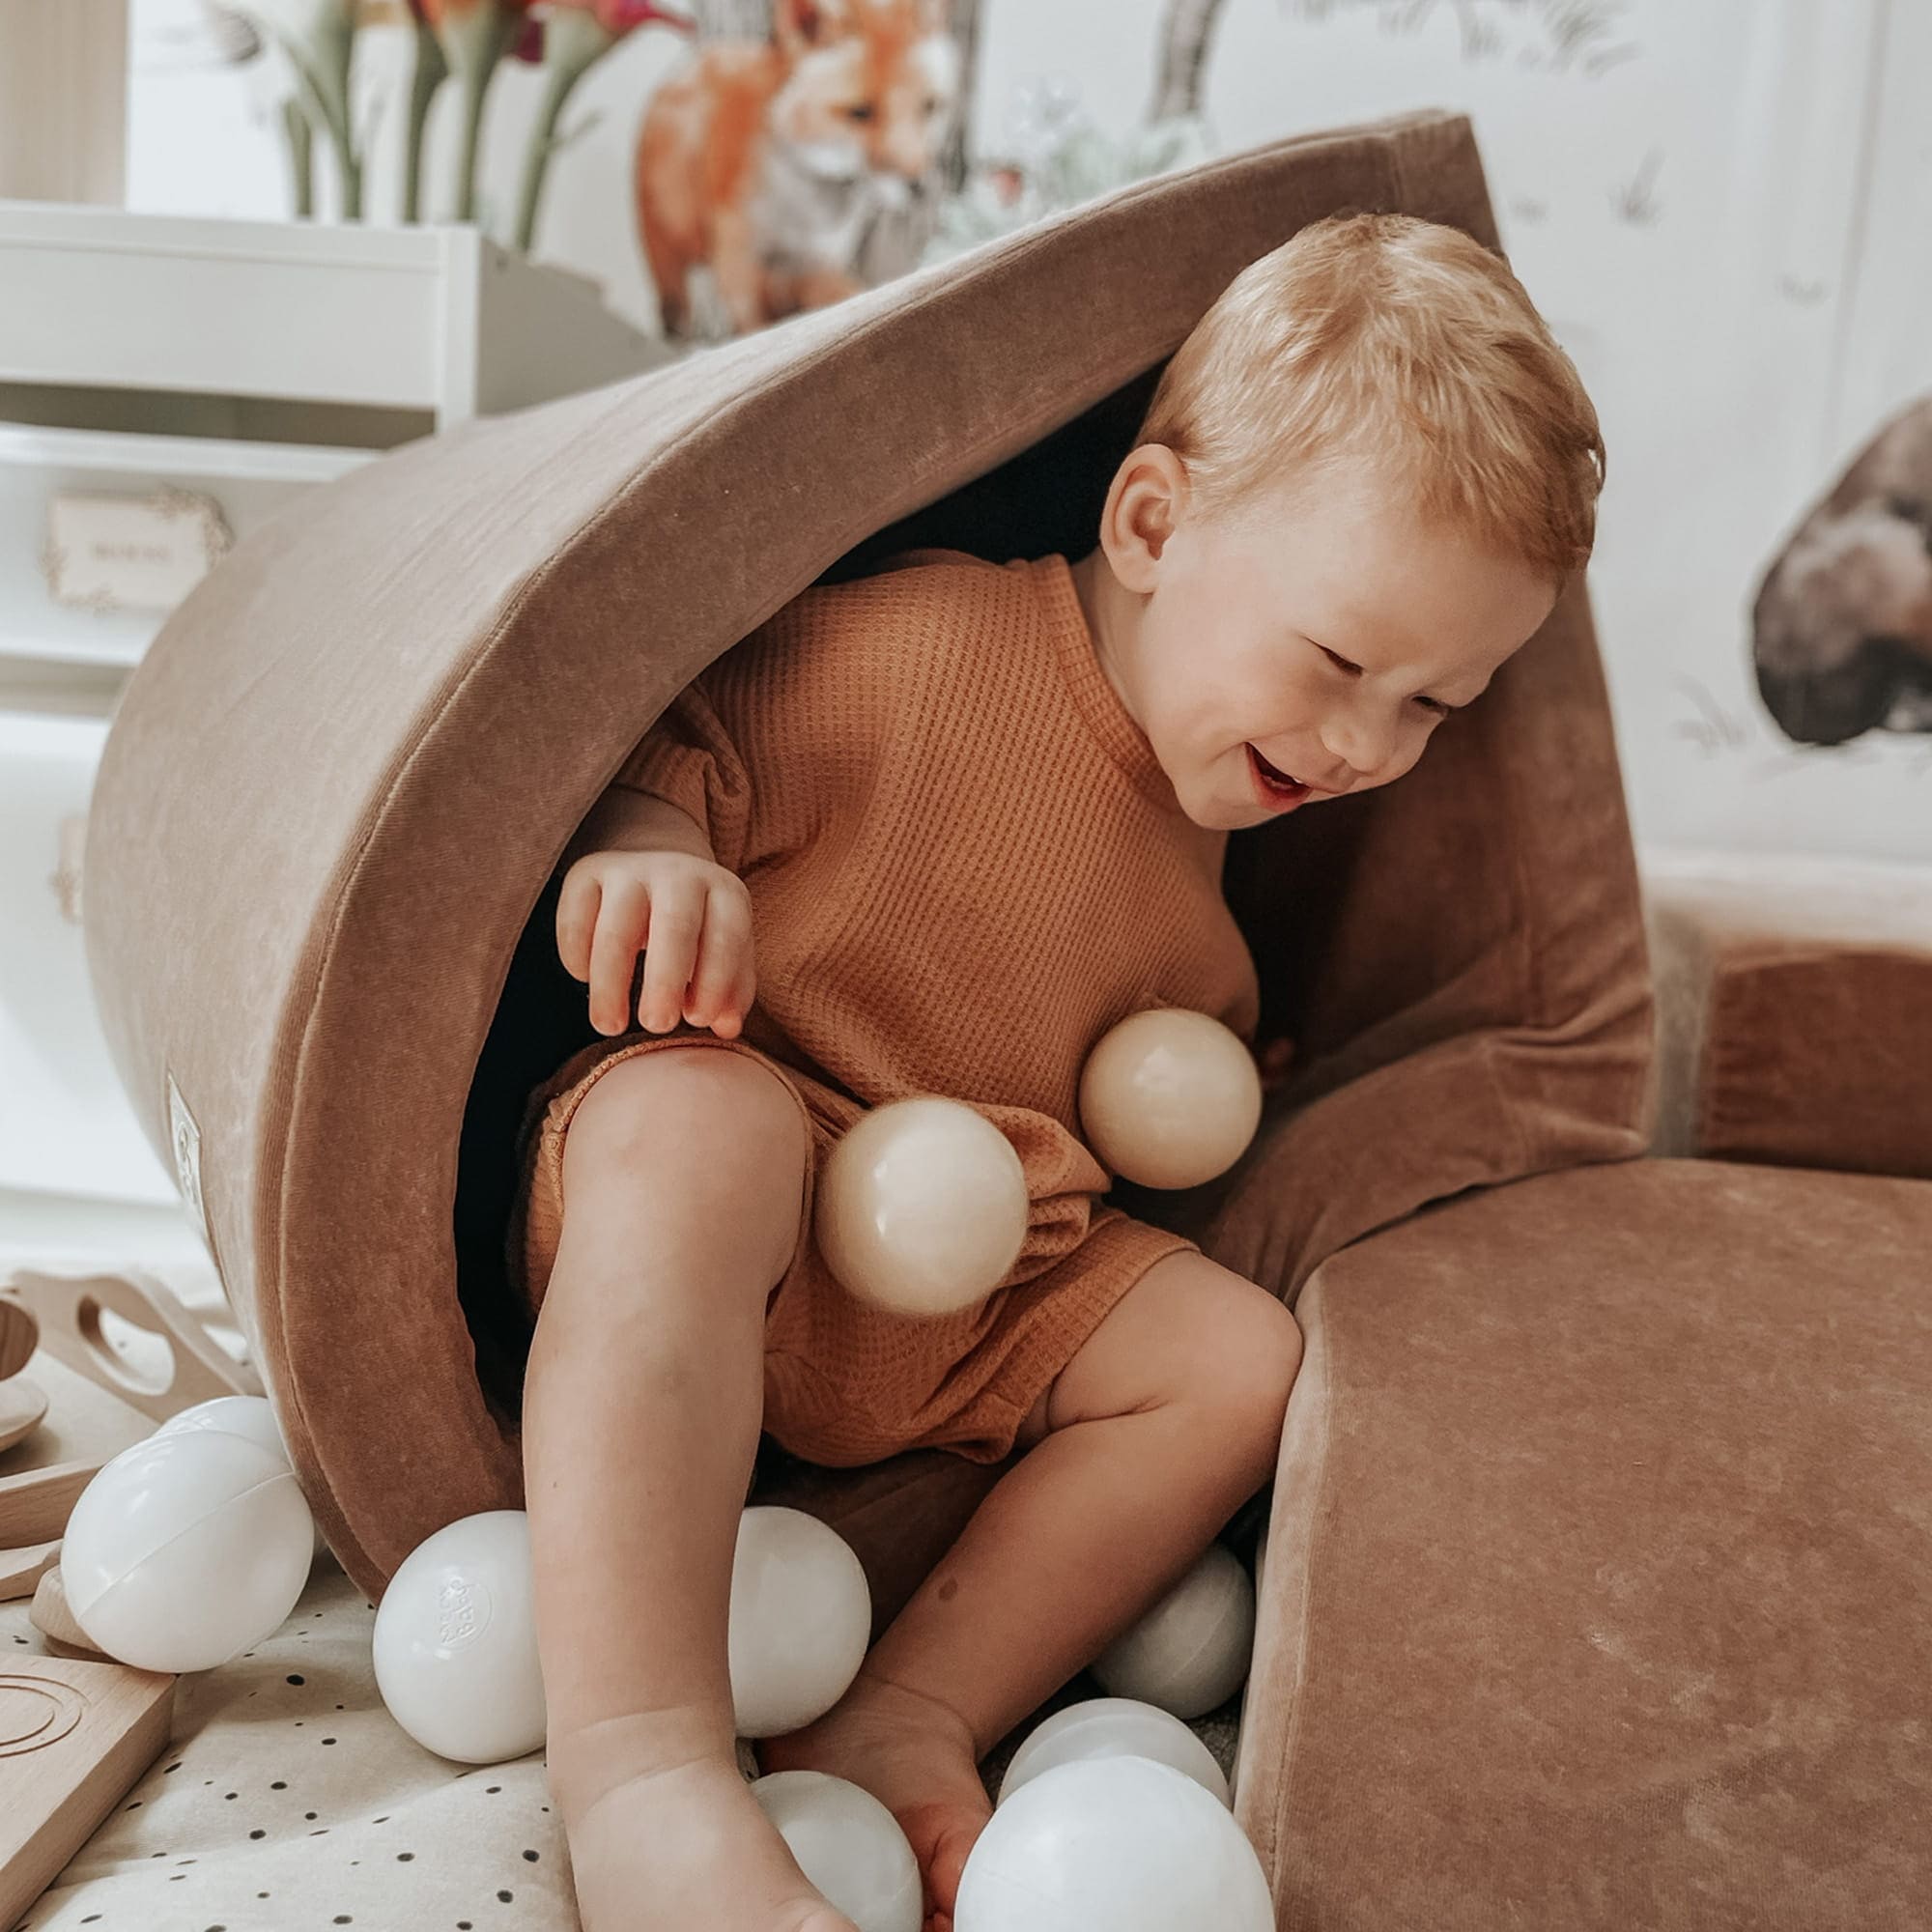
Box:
[1752,395,1932,745]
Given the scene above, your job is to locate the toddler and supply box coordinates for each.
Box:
[508,209,1604,1932]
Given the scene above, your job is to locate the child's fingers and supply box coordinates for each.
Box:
[681,887,753,1032]
[554,867,596,983]
[583,878,650,1035]
[636,887,704,1033]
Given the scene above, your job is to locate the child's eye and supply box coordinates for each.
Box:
[1317,642,1450,717]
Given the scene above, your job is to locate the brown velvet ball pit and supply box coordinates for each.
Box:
[83,108,1932,1926]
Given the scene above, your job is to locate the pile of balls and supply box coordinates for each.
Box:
[817,1007,1264,1317]
[53,1007,1280,1927]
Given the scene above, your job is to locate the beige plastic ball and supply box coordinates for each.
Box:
[729,1506,871,1738]
[1091,1542,1257,1720]
[1077,1009,1263,1189]
[997,1696,1231,1809]
[815,1095,1029,1319]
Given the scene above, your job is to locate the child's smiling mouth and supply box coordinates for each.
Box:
[1246,742,1314,810]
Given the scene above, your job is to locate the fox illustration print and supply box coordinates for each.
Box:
[635,0,958,338]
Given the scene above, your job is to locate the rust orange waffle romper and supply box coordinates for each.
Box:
[506,547,1262,1468]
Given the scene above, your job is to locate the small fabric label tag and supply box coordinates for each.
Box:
[166,1065,211,1251]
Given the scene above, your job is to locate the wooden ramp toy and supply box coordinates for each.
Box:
[0,1268,260,1424]
[0,1653,176,1929]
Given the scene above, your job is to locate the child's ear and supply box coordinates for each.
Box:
[774,0,851,53]
[1101,442,1186,592]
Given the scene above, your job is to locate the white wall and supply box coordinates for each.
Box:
[123,0,1932,863]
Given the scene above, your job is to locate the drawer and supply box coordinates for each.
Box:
[0,706,175,1206]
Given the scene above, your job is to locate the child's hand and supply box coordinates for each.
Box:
[1255,1035,1296,1094]
[556,847,756,1040]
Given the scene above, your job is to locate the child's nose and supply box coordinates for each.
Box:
[1320,701,1392,781]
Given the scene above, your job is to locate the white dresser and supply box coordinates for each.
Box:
[0,201,674,1272]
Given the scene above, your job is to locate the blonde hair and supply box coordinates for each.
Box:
[1135,211,1605,583]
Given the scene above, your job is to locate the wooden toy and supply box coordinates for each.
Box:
[0,1652,175,1929]
[0,1539,62,1604]
[0,1459,104,1548]
[0,1267,261,1423]
[0,1377,48,1455]
[0,1297,48,1455]
[0,1298,37,1380]
[29,1565,109,1662]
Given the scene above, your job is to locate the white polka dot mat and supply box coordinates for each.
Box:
[1,1537,1245,1932]
[1,1548,565,1932]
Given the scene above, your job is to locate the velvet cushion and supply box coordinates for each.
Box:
[1235,1154,1932,1926]
[81,105,1650,1605]
[1700,941,1932,1179]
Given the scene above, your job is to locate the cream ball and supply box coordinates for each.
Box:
[815,1096,1029,1318]
[749,1770,922,1932]
[730,1506,871,1738]
[997,1695,1230,1808]
[1077,1008,1263,1188]
[1091,1542,1256,1719]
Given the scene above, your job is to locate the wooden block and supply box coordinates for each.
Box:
[0,1458,102,1548]
[29,1565,108,1662]
[0,1539,61,1603]
[0,1653,175,1930]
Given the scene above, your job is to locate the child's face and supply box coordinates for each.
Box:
[1083,443,1561,831]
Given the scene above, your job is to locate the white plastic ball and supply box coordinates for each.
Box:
[1077,1008,1263,1188]
[372,1509,545,1764]
[154,1394,286,1460]
[997,1696,1230,1808]
[954,1755,1273,1931]
[154,1394,328,1561]
[815,1096,1029,1318]
[1091,1543,1256,1720]
[749,1770,922,1932]
[731,1506,871,1738]
[61,1430,315,1674]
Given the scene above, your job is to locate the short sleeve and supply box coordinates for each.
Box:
[611,668,754,874]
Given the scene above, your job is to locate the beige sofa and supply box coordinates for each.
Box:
[80,106,1931,1925]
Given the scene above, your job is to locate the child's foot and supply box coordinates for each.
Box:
[565,1750,860,1932]
[755,1669,993,1932]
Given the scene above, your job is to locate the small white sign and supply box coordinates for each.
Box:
[43,486,233,614]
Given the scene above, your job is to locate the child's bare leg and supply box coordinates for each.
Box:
[759,1249,1302,1923]
[520,1045,857,1932]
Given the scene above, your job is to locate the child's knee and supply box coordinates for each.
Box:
[1217,1294,1299,1447]
[558,1045,810,1261]
[568,1045,803,1171]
